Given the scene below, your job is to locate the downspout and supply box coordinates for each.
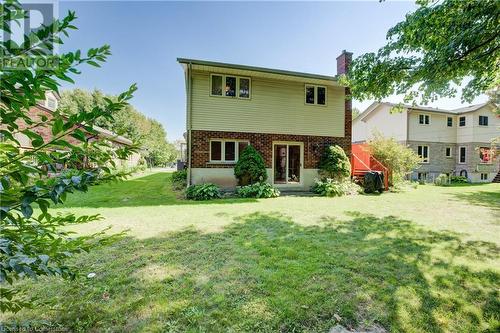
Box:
[186,62,193,186]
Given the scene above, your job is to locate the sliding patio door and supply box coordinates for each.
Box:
[273,143,302,184]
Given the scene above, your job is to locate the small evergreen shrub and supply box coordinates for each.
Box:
[450,175,468,183]
[434,173,450,186]
[312,179,362,197]
[185,183,220,200]
[234,145,267,186]
[318,145,351,180]
[237,182,280,198]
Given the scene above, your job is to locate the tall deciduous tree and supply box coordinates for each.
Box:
[0,0,136,312]
[346,0,500,104]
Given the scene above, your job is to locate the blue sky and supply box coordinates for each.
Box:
[58,1,487,141]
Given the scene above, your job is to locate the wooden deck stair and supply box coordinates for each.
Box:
[351,144,389,190]
[493,170,500,183]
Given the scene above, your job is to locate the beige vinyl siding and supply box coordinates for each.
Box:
[190,71,345,137]
[408,112,456,143]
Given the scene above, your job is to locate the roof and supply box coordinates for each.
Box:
[90,125,133,146]
[177,58,338,83]
[357,101,494,122]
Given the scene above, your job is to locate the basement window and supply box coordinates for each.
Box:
[210,139,249,163]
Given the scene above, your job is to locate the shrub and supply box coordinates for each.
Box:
[237,182,280,198]
[450,175,468,183]
[171,169,187,190]
[234,145,267,186]
[185,183,221,200]
[367,131,420,185]
[318,145,351,180]
[312,179,363,197]
[434,174,450,186]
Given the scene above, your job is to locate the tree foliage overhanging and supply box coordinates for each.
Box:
[0,0,136,312]
[58,89,177,166]
[346,0,500,104]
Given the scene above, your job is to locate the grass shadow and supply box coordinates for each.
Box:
[450,190,500,211]
[59,172,257,208]
[4,212,499,332]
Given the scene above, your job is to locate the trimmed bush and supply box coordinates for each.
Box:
[318,145,351,180]
[450,175,468,183]
[185,183,220,200]
[434,174,450,186]
[237,182,280,198]
[312,179,363,197]
[234,145,267,186]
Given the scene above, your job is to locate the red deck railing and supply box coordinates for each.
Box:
[351,143,389,190]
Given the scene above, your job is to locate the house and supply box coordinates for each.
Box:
[178,51,353,190]
[11,91,140,169]
[352,102,499,183]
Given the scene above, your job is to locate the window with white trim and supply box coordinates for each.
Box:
[210,74,251,99]
[479,115,488,126]
[417,145,429,163]
[447,117,453,127]
[459,146,466,164]
[418,114,430,125]
[417,172,428,181]
[305,85,326,105]
[210,139,249,163]
[480,173,488,180]
[459,116,466,127]
[445,147,452,158]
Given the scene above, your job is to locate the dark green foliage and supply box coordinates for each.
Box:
[234,145,267,186]
[434,174,450,186]
[450,176,468,184]
[171,169,187,190]
[237,182,280,198]
[312,179,362,197]
[186,184,221,201]
[318,145,351,180]
[347,0,500,104]
[0,0,136,312]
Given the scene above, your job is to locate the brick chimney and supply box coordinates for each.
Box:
[336,50,353,75]
[336,50,353,157]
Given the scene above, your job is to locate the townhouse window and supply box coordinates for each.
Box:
[479,115,488,126]
[459,116,466,127]
[210,139,249,163]
[210,74,251,99]
[479,147,491,164]
[480,173,488,180]
[459,146,466,164]
[418,114,430,125]
[305,85,326,105]
[417,172,428,181]
[447,117,453,127]
[417,145,429,163]
[445,147,452,158]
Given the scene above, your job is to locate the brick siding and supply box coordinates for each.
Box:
[190,130,351,169]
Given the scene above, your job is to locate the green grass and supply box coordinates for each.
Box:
[3,172,499,332]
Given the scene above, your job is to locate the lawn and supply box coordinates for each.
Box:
[2,171,499,332]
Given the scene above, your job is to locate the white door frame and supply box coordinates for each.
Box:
[271,141,304,187]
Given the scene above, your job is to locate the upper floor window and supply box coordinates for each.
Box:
[417,145,429,163]
[418,114,430,125]
[479,115,488,126]
[210,74,251,99]
[210,139,249,163]
[447,117,453,127]
[459,116,466,127]
[305,85,326,106]
[46,97,57,110]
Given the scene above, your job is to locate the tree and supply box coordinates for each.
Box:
[346,0,500,105]
[352,107,361,119]
[367,132,421,185]
[60,89,176,166]
[0,0,136,312]
[318,145,351,180]
[234,145,267,186]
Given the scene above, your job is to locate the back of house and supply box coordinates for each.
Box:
[178,51,353,190]
[353,102,499,183]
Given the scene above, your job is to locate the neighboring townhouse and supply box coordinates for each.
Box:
[178,51,353,190]
[10,91,140,169]
[353,102,499,182]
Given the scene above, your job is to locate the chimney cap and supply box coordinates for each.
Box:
[336,50,353,60]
